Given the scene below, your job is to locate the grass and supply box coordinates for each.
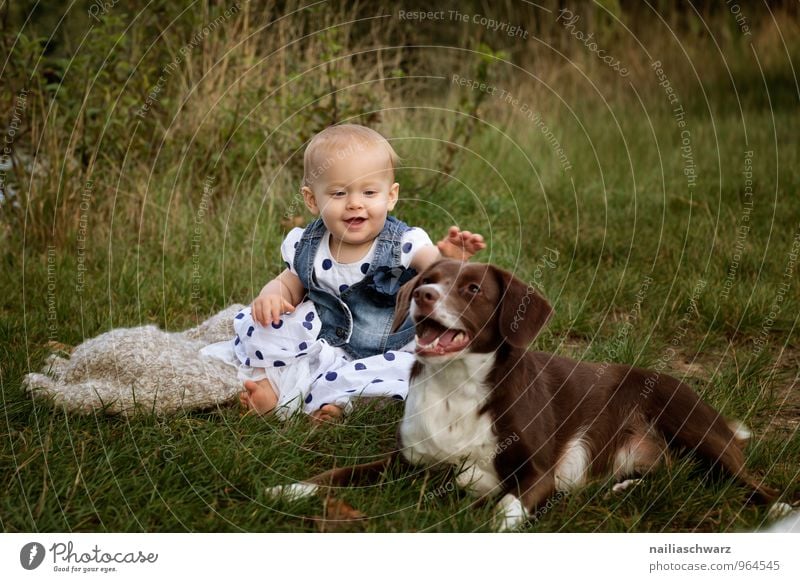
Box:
[2,2,799,532]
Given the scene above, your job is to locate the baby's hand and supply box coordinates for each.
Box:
[252,293,295,326]
[437,226,486,261]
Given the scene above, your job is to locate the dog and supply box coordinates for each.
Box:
[268,260,783,530]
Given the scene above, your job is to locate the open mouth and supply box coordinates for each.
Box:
[344,217,366,228]
[415,319,471,356]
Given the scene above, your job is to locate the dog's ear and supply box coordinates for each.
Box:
[494,266,553,348]
[391,273,421,332]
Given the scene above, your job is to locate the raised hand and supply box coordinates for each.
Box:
[436,226,486,261]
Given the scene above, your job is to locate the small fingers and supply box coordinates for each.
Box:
[271,303,283,325]
[252,302,264,326]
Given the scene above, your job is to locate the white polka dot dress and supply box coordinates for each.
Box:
[201,225,433,418]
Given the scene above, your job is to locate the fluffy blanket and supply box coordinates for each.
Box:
[23,305,245,415]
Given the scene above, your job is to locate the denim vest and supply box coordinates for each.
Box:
[293,216,417,359]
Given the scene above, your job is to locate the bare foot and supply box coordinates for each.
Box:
[310,404,344,425]
[239,378,278,415]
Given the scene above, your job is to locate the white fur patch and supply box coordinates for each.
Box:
[409,284,464,331]
[612,478,643,494]
[768,502,794,520]
[729,420,752,441]
[493,494,528,532]
[265,482,319,501]
[554,431,591,491]
[400,352,501,496]
[765,506,800,533]
[613,446,638,477]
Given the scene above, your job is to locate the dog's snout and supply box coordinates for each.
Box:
[412,285,440,307]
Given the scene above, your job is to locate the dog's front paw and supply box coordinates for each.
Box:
[265,482,320,501]
[493,494,528,532]
[611,478,643,494]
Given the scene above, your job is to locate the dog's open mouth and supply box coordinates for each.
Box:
[415,320,471,356]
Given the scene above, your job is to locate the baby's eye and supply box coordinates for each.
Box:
[332,191,346,197]
[364,190,377,196]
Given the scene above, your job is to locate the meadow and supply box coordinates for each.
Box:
[1,1,798,532]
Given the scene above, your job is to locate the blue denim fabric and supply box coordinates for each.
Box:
[293,216,417,359]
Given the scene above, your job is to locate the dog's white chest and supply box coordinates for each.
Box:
[399,353,501,495]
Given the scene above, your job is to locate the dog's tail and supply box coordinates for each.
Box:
[265,456,395,501]
[642,373,778,504]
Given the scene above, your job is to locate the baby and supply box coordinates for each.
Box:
[231,124,484,421]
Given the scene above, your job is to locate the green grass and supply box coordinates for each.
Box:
[2,4,799,532]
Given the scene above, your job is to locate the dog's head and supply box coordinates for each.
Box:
[405,260,553,358]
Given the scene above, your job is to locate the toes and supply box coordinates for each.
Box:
[320,404,343,418]
[310,405,343,425]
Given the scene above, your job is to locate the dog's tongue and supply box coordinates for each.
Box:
[418,328,460,347]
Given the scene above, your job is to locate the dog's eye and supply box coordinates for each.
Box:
[466,283,481,295]
[421,277,431,285]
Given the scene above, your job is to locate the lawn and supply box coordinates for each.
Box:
[1,1,798,532]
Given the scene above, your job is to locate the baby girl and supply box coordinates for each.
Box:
[209,124,484,421]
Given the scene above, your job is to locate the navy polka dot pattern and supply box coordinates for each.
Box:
[228,225,435,417]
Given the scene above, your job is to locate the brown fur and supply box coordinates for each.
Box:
[305,260,779,517]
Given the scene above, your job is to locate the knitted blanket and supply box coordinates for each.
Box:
[23,305,245,416]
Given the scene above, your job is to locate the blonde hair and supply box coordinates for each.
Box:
[302,124,399,187]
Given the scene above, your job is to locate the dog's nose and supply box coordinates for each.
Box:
[413,285,440,307]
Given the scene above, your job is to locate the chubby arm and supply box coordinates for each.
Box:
[251,269,306,326]
[410,226,486,272]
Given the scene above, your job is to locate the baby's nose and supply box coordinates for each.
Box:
[346,193,364,207]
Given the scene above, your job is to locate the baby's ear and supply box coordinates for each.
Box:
[302,187,319,215]
[387,182,399,211]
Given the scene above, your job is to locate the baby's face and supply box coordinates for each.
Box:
[302,145,399,256]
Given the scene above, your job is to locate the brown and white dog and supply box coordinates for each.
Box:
[269,260,782,530]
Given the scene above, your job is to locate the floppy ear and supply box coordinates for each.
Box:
[391,273,421,332]
[494,266,553,348]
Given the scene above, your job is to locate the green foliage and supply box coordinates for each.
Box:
[2,1,798,533]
